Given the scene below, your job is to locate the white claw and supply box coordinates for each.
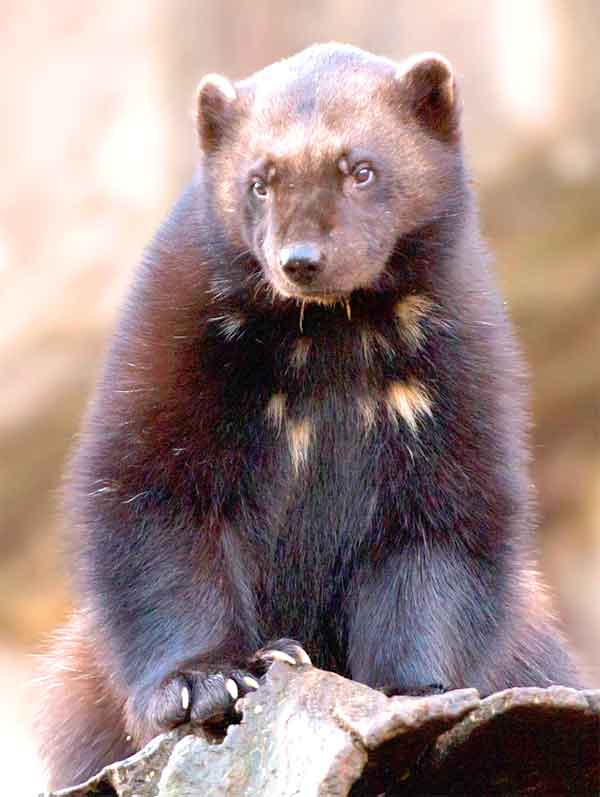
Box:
[181,686,190,711]
[225,678,239,700]
[263,650,296,666]
[292,646,312,666]
[243,675,260,690]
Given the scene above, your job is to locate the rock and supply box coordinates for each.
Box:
[40,663,600,797]
[409,686,600,796]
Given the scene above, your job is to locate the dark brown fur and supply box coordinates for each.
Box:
[36,44,581,790]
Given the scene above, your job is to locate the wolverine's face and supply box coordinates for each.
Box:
[198,45,462,302]
[238,133,402,300]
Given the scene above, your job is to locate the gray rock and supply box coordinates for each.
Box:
[41,663,600,797]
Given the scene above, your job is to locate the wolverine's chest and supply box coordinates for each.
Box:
[206,296,435,438]
[242,319,434,661]
[199,297,439,494]
[192,298,445,656]
[203,299,438,539]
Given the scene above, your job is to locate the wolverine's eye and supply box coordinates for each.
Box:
[352,164,375,188]
[251,178,268,199]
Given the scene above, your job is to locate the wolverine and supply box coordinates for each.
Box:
[37,43,581,789]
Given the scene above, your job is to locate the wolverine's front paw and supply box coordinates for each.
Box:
[137,667,261,738]
[249,637,312,676]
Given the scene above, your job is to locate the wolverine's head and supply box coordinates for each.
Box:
[196,44,464,303]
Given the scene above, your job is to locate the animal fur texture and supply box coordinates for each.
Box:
[36,44,581,789]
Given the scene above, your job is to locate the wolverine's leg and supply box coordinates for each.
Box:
[35,611,134,791]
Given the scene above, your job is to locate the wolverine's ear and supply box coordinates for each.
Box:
[396,53,460,141]
[196,74,238,151]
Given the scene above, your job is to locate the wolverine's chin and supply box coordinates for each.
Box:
[270,280,347,305]
[287,290,344,306]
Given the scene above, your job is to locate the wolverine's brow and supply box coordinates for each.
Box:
[246,157,273,179]
[342,148,380,168]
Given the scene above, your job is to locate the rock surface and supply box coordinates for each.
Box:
[41,662,599,796]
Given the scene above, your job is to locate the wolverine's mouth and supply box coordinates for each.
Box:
[269,277,353,326]
[277,284,348,308]
[272,275,346,304]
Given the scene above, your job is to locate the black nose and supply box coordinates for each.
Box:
[279,243,324,285]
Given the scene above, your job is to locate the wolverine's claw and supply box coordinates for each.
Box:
[225,678,239,700]
[261,650,296,666]
[180,686,190,711]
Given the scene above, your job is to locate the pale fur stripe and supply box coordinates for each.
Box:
[360,328,396,366]
[266,393,287,435]
[385,379,433,433]
[290,337,312,372]
[394,294,433,350]
[287,418,313,473]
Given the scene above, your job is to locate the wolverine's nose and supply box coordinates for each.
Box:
[279,243,324,285]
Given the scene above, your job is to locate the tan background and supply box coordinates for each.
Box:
[1,1,599,793]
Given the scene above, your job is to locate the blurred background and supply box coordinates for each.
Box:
[1,1,599,792]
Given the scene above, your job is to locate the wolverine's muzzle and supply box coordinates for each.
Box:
[279,242,325,287]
